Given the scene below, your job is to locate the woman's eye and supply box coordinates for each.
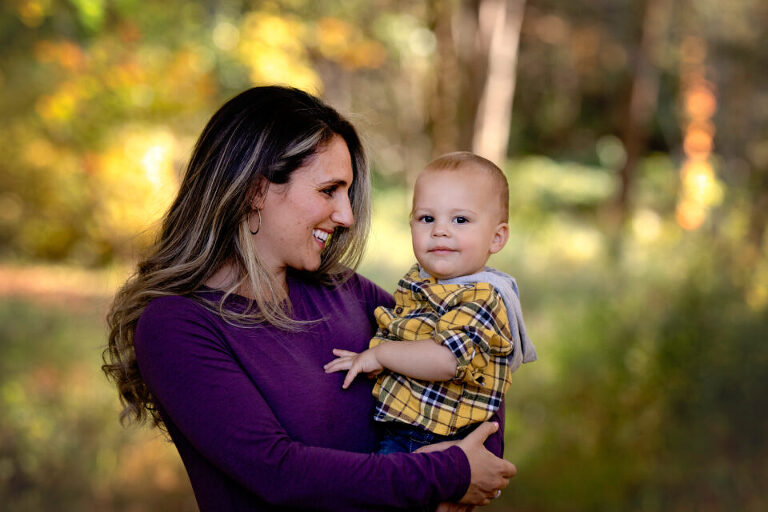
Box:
[454,216,468,224]
[321,187,336,196]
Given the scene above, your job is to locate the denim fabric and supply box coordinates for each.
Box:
[378,424,468,512]
[377,423,464,454]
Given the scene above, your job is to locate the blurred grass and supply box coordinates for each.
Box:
[0,287,196,511]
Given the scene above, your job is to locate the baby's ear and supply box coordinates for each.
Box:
[489,222,509,254]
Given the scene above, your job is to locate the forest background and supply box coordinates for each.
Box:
[1,0,766,510]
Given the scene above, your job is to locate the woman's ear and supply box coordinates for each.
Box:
[250,177,269,210]
[489,222,510,254]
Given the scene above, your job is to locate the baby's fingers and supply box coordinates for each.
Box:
[332,348,358,357]
[323,357,353,373]
[342,365,362,389]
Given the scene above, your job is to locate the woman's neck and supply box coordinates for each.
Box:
[205,262,288,301]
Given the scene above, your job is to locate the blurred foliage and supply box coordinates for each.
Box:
[0,0,387,263]
[0,296,196,511]
[493,225,768,511]
[2,0,766,263]
[1,0,767,510]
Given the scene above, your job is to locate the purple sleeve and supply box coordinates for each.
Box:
[135,297,470,511]
[484,403,505,457]
[356,272,395,321]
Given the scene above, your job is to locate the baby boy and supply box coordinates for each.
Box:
[325,151,537,453]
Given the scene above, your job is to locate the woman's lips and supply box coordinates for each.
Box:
[312,228,331,247]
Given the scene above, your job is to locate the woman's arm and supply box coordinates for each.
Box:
[136,296,477,511]
[414,421,515,508]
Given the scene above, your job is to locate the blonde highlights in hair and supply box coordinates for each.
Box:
[103,87,370,427]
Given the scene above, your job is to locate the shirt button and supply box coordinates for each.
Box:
[395,306,403,314]
[382,329,389,336]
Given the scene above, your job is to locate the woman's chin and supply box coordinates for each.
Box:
[293,259,322,273]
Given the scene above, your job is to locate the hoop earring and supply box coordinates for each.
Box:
[249,208,262,235]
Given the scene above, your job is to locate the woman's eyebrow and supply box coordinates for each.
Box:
[318,178,349,187]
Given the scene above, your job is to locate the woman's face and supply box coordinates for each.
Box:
[255,135,355,281]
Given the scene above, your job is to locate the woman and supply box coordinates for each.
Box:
[103,86,516,511]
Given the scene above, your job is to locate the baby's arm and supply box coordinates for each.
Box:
[324,340,457,389]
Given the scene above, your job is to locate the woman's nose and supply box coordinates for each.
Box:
[330,195,354,227]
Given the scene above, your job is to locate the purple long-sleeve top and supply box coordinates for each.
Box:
[135,270,504,511]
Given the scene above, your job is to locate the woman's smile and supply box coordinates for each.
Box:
[255,135,354,282]
[313,228,332,247]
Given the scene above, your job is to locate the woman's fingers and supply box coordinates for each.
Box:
[436,503,474,512]
[413,440,459,454]
[499,460,517,478]
[465,421,498,444]
[464,423,517,478]
[457,422,517,505]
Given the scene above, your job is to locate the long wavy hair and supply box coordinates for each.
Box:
[103,86,370,427]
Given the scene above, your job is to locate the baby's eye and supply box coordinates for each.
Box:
[454,216,469,224]
[418,215,434,223]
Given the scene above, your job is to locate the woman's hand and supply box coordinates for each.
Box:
[413,440,460,454]
[456,422,516,506]
[435,504,474,512]
[324,348,383,388]
[415,440,472,511]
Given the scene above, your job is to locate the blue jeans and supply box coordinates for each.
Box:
[377,422,466,454]
[378,423,475,512]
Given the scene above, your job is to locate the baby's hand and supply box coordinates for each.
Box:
[324,348,383,389]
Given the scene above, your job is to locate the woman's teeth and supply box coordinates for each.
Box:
[313,229,330,244]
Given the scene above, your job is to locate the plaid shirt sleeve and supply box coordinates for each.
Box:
[433,285,513,389]
[369,270,516,435]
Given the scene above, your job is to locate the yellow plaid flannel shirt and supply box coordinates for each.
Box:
[370,264,514,436]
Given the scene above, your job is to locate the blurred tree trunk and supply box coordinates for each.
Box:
[726,69,768,260]
[427,0,461,157]
[427,0,525,163]
[710,3,768,261]
[743,17,768,257]
[471,0,526,164]
[748,174,768,254]
[614,0,669,226]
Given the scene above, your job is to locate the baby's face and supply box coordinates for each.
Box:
[410,168,508,280]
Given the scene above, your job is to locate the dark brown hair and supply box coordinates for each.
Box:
[103,86,370,427]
